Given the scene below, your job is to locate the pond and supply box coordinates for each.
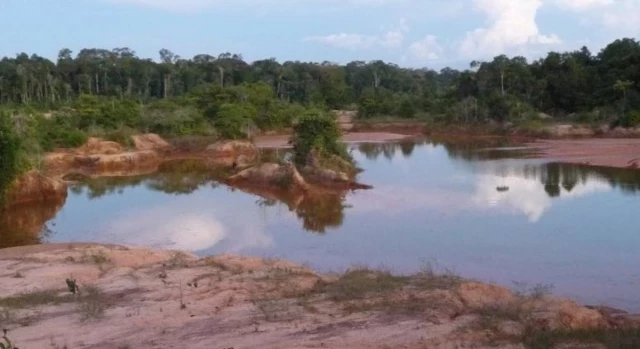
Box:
[2,138,640,311]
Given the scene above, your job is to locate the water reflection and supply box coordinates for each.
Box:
[3,140,640,250]
[67,159,230,199]
[473,168,611,222]
[358,141,419,160]
[230,185,350,234]
[0,202,62,248]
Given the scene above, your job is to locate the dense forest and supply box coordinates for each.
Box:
[0,37,639,197]
[1,37,639,125]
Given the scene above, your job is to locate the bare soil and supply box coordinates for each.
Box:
[527,138,640,169]
[0,244,633,349]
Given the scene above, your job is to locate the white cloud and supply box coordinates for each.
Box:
[305,18,410,51]
[379,31,405,49]
[601,0,640,34]
[554,0,613,10]
[106,0,406,12]
[460,0,562,58]
[408,35,444,61]
[304,33,377,50]
[105,0,633,65]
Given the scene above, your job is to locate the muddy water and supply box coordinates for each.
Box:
[2,139,640,311]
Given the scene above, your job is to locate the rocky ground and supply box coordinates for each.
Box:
[0,244,638,349]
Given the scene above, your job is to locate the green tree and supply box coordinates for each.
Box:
[214,103,256,139]
[0,114,22,202]
[397,98,416,118]
[614,80,633,114]
[291,109,349,166]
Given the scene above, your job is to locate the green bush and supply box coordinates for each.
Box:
[141,101,210,136]
[397,98,416,118]
[291,109,350,166]
[36,116,88,151]
[621,110,640,128]
[214,103,256,139]
[0,114,22,201]
[102,127,137,148]
[73,95,141,130]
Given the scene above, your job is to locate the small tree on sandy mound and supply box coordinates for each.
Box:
[291,109,351,167]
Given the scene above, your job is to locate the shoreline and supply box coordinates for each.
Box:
[0,243,637,348]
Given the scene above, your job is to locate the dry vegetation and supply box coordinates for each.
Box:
[0,245,637,349]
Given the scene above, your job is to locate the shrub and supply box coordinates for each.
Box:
[36,116,88,151]
[102,127,137,148]
[213,103,256,139]
[291,109,351,166]
[397,98,416,118]
[0,114,22,201]
[621,110,640,128]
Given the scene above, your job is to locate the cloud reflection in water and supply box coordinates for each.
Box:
[473,174,611,222]
[101,204,273,252]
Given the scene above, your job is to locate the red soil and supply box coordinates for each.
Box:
[528,138,640,169]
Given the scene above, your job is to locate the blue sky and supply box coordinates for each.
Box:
[1,0,638,68]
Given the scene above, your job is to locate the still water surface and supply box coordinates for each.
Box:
[5,139,640,311]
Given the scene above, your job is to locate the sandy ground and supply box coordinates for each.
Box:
[528,138,640,168]
[254,132,414,149]
[0,244,632,349]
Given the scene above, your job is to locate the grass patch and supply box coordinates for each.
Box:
[470,302,532,334]
[205,258,244,275]
[513,282,554,299]
[253,298,301,322]
[412,262,462,291]
[0,289,71,309]
[77,285,108,322]
[0,308,41,327]
[166,252,191,269]
[287,265,465,316]
[318,268,408,302]
[0,308,15,323]
[523,328,640,349]
[80,250,111,266]
[469,282,556,334]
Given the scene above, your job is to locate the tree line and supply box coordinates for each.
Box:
[0,37,639,125]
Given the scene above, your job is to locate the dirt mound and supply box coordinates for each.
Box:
[302,166,350,182]
[3,171,67,208]
[76,137,124,155]
[228,163,309,190]
[206,140,258,157]
[546,124,596,138]
[72,151,160,174]
[45,137,164,176]
[457,282,516,309]
[131,133,171,151]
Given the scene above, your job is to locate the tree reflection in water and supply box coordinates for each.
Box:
[67,159,352,234]
[239,185,351,234]
[4,141,640,249]
[69,159,231,199]
[358,139,640,198]
[0,201,63,248]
